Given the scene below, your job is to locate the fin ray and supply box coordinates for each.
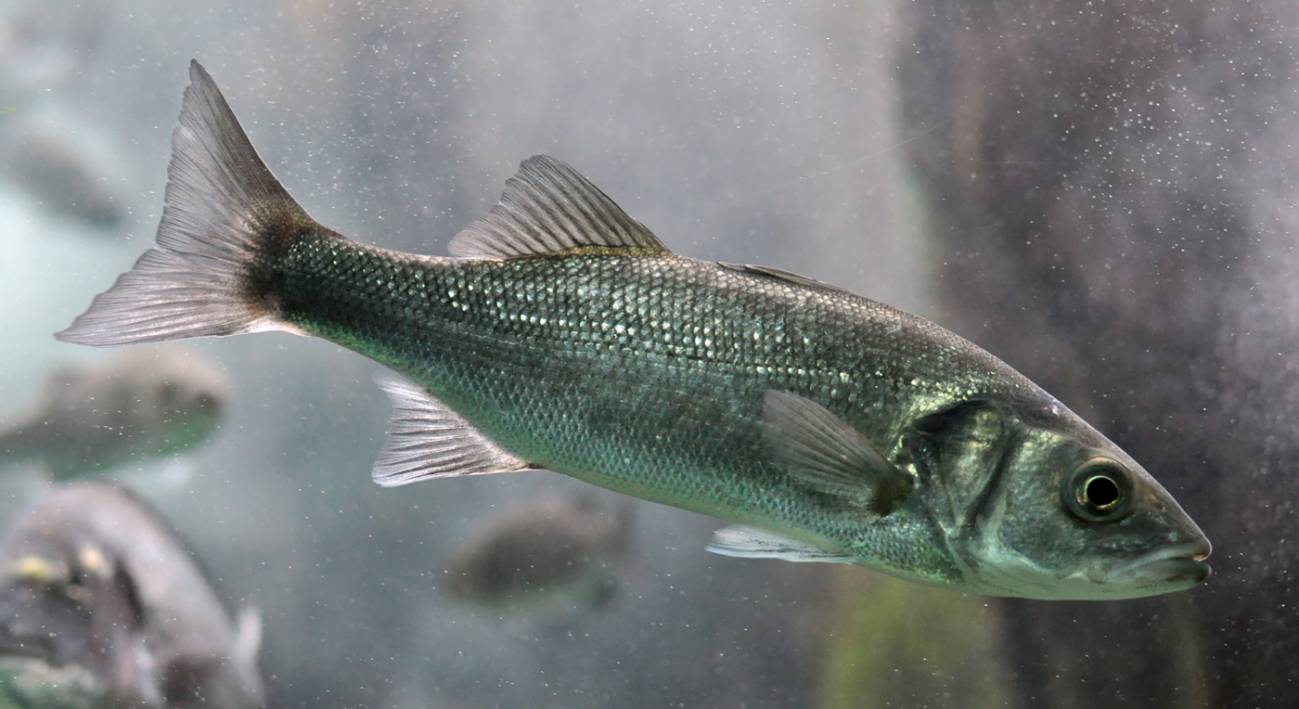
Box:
[763,390,912,515]
[373,377,530,487]
[57,60,311,346]
[448,155,667,259]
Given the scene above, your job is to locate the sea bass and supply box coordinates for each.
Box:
[59,61,1210,600]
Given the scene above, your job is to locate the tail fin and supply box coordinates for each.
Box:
[57,60,314,346]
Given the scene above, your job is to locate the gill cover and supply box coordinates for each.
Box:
[904,399,1019,538]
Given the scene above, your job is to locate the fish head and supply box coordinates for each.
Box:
[134,350,230,449]
[83,348,231,455]
[0,538,146,667]
[143,368,228,451]
[929,400,1211,600]
[40,348,230,467]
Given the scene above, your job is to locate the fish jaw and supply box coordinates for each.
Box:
[955,537,1210,601]
[1100,539,1211,584]
[950,489,1213,600]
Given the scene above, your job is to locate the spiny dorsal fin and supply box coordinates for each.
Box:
[762,390,913,516]
[373,377,531,487]
[705,525,854,563]
[448,155,668,260]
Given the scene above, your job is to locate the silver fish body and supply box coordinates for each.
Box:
[284,239,1038,587]
[58,61,1211,600]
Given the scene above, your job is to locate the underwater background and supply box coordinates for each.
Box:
[1,0,1296,707]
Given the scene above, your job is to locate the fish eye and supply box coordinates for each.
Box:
[1063,458,1132,523]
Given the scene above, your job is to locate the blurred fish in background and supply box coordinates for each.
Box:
[0,482,264,708]
[0,0,105,101]
[0,0,129,233]
[0,347,228,480]
[444,494,634,614]
[0,110,129,230]
[3,0,1296,707]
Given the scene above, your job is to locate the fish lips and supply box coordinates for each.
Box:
[1104,540,1213,588]
[0,623,57,665]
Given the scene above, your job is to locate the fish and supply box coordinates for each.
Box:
[443,493,633,612]
[2,116,128,229]
[0,347,228,479]
[0,3,98,101]
[0,482,265,708]
[57,60,1211,601]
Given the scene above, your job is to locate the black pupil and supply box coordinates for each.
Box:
[1084,475,1121,508]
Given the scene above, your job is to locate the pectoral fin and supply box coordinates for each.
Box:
[705,525,854,563]
[373,377,532,487]
[762,390,912,515]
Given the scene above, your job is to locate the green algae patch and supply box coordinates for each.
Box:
[821,572,1011,709]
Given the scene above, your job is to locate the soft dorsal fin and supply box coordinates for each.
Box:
[448,155,668,260]
[762,390,913,516]
[373,377,532,487]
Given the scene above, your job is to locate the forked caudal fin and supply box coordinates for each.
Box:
[57,60,319,346]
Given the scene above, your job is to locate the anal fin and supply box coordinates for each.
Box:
[705,525,854,564]
[374,377,531,487]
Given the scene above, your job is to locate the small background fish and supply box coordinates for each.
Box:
[443,494,634,613]
[0,346,228,479]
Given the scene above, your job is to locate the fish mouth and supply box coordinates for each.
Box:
[0,627,56,665]
[1105,540,1212,586]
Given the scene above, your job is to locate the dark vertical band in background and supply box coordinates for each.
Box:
[896,2,1298,707]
